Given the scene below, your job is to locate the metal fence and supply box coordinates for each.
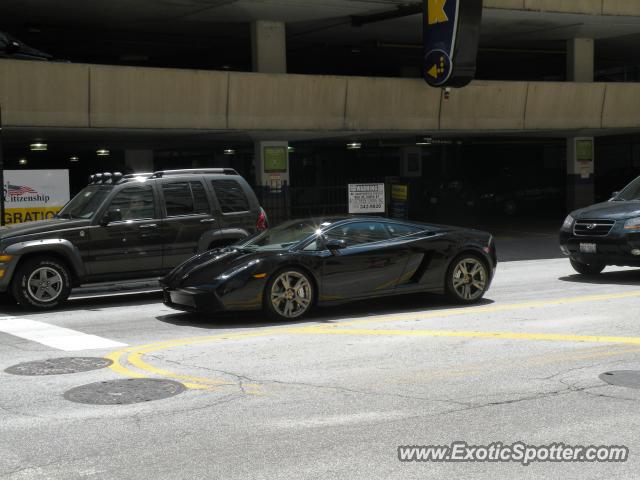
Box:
[256,184,352,226]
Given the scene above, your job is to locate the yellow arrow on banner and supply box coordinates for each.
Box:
[427,64,439,79]
[428,0,449,25]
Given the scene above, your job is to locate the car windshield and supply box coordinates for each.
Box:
[57,185,113,219]
[614,176,640,201]
[239,220,325,251]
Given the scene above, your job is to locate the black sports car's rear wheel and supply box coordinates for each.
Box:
[265,269,314,321]
[447,255,489,304]
[570,259,605,275]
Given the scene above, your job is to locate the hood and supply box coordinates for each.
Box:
[162,247,278,288]
[574,201,640,221]
[0,218,90,240]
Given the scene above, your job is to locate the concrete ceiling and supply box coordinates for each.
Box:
[3,0,640,43]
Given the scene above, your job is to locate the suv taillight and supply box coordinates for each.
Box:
[257,208,268,231]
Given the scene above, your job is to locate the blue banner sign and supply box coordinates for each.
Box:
[423,0,483,88]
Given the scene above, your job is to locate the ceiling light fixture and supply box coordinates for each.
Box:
[224,149,236,155]
[347,142,362,150]
[30,142,47,151]
[96,149,110,156]
[69,156,80,162]
[18,158,28,165]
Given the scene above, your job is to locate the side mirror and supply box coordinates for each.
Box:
[101,209,122,226]
[326,238,347,253]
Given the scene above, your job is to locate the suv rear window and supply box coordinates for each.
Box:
[211,179,250,213]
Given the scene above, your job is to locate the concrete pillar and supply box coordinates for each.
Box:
[254,141,289,188]
[251,20,287,73]
[567,38,594,82]
[566,39,595,209]
[125,150,154,174]
[567,137,595,211]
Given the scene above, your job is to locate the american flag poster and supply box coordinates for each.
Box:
[3,170,70,225]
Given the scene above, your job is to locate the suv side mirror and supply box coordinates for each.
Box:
[326,238,347,253]
[101,209,122,226]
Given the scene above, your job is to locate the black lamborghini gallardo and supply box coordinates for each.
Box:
[162,217,497,321]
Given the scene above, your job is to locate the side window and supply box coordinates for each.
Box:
[211,179,250,214]
[325,221,391,248]
[190,181,211,214]
[107,186,155,221]
[163,182,194,216]
[386,223,424,238]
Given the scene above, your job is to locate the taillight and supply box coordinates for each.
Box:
[256,209,268,231]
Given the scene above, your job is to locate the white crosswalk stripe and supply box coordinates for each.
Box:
[0,317,127,351]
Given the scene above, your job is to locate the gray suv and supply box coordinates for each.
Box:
[0,169,267,309]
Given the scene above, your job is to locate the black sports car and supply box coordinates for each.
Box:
[161,217,497,321]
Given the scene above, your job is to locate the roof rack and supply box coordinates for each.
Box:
[88,172,124,184]
[151,168,238,178]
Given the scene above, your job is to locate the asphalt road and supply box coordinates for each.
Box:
[2,257,640,479]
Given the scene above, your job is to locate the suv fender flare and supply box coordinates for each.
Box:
[197,229,250,253]
[5,239,86,279]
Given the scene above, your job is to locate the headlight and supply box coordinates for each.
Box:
[561,215,575,231]
[624,218,640,231]
[218,259,261,280]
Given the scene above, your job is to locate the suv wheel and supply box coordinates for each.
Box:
[11,257,72,310]
[570,259,605,275]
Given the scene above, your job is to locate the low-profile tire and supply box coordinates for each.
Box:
[446,254,490,304]
[264,268,315,321]
[11,256,72,310]
[570,259,605,275]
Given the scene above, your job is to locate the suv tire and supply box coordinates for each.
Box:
[570,259,605,276]
[11,257,72,310]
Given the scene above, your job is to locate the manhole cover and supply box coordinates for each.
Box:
[5,357,112,376]
[64,379,186,405]
[600,370,640,389]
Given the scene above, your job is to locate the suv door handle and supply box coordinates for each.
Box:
[200,218,217,224]
[139,224,159,229]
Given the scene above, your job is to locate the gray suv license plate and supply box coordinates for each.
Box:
[580,243,597,254]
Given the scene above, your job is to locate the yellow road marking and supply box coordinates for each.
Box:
[106,289,640,390]
[330,290,640,328]
[305,327,640,346]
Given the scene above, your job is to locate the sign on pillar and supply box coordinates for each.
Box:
[569,137,594,180]
[255,141,289,190]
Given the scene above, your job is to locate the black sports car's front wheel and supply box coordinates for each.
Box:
[265,269,315,321]
[447,255,489,304]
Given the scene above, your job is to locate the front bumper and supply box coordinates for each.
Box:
[163,287,224,313]
[559,227,640,266]
[0,255,20,292]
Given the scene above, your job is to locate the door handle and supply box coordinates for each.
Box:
[139,224,159,229]
[200,218,217,224]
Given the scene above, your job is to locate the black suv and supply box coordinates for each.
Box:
[0,169,267,309]
[559,175,640,274]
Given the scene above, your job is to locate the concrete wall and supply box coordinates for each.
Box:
[485,0,640,16]
[0,59,638,135]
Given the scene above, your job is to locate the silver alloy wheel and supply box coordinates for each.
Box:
[451,258,487,301]
[270,271,312,319]
[27,267,64,303]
